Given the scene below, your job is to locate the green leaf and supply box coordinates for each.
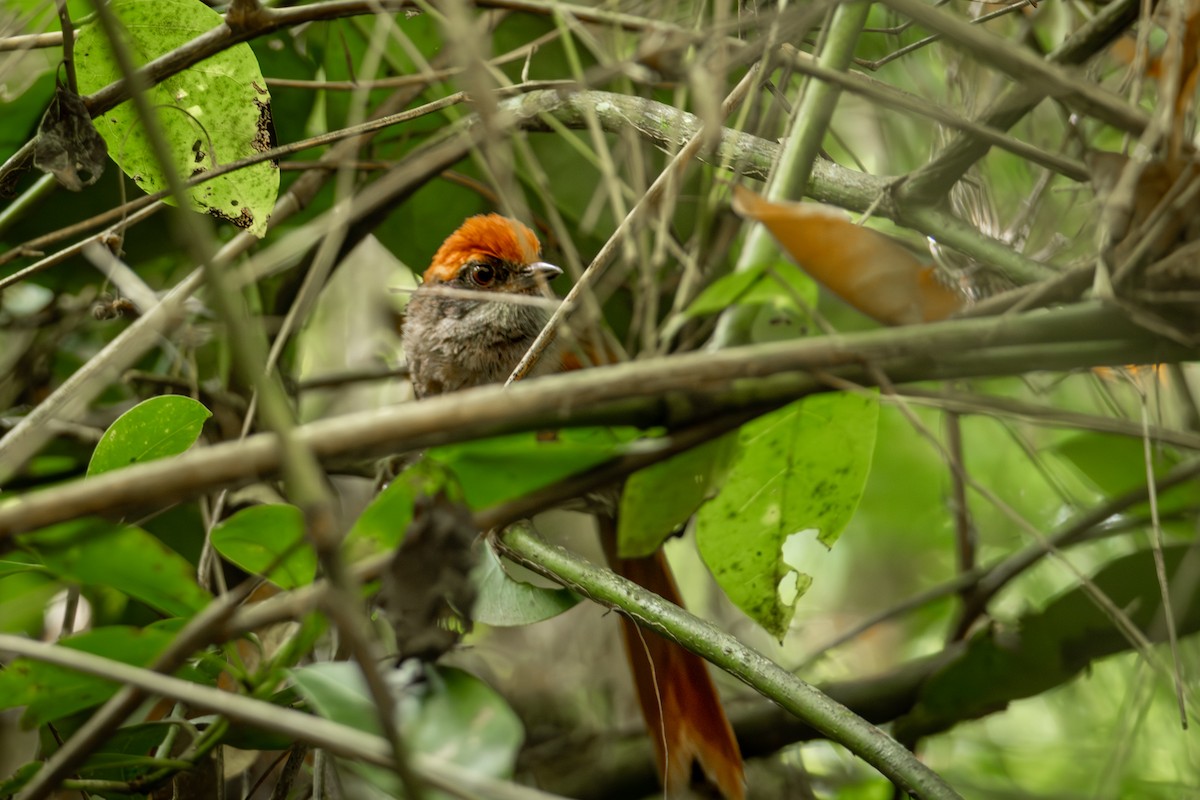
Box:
[0,571,59,636]
[0,554,48,579]
[291,662,523,796]
[408,667,524,779]
[87,395,211,476]
[19,519,210,616]
[618,433,738,557]
[74,0,279,236]
[895,544,1200,741]
[344,460,456,561]
[470,545,578,626]
[210,505,315,590]
[683,263,767,318]
[0,762,41,796]
[0,624,176,726]
[696,392,879,639]
[684,261,818,321]
[1053,432,1200,514]
[428,429,630,510]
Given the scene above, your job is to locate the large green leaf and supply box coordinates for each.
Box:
[87,395,211,476]
[696,392,879,639]
[470,544,578,626]
[19,519,210,616]
[618,432,738,557]
[74,0,278,236]
[0,624,177,726]
[210,504,315,590]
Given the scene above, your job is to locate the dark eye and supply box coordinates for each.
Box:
[469,263,496,286]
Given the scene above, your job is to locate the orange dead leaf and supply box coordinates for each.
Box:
[731,184,967,326]
[1109,0,1200,158]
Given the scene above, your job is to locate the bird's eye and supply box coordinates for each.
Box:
[469,263,496,286]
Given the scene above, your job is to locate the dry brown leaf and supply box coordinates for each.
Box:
[731,184,966,325]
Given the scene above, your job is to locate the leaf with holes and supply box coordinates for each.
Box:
[88,395,210,476]
[696,392,878,639]
[74,0,278,236]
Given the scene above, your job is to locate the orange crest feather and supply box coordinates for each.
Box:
[424,214,542,283]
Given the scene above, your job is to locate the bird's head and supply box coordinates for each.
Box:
[402,214,564,396]
[421,214,562,295]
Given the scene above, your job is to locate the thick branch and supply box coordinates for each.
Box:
[0,302,1191,535]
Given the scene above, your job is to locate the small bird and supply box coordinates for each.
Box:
[402,214,745,800]
[401,214,564,397]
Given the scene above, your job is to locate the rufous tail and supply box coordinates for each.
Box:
[600,516,745,800]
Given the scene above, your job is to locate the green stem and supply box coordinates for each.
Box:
[714,0,872,347]
[497,523,963,800]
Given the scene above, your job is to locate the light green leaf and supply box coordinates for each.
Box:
[683,263,767,318]
[408,667,524,779]
[696,392,879,639]
[291,662,523,797]
[470,544,578,626]
[74,0,279,236]
[211,505,315,590]
[87,395,211,476]
[19,519,210,616]
[618,433,738,557]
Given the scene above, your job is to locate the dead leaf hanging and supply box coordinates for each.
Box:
[33,74,108,192]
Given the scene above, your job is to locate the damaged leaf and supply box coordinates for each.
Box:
[33,74,108,191]
[74,0,278,236]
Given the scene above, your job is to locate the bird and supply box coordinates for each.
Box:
[401,213,746,800]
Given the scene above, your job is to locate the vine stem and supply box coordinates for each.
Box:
[496,523,964,800]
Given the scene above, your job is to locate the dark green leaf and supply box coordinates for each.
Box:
[470,544,578,626]
[618,433,738,557]
[344,460,456,561]
[0,624,176,726]
[896,544,1200,740]
[0,762,41,795]
[696,392,878,639]
[1053,432,1200,513]
[211,505,315,590]
[87,395,211,476]
[19,519,210,616]
[428,430,630,510]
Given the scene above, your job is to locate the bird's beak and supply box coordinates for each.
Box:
[519,261,563,289]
